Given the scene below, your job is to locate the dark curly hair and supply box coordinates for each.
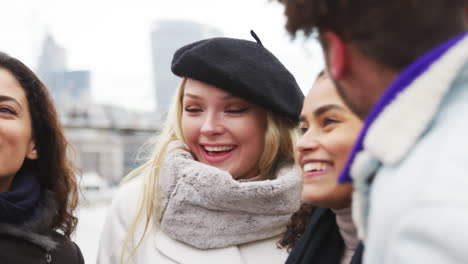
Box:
[278,0,468,71]
[0,52,78,237]
[278,203,315,251]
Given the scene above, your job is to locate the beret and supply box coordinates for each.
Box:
[171,31,304,122]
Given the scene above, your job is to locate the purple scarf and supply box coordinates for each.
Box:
[0,167,41,223]
[339,32,468,183]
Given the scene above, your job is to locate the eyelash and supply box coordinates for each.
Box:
[323,117,339,126]
[299,123,308,134]
[225,108,249,114]
[184,107,202,113]
[0,106,18,116]
[183,107,249,114]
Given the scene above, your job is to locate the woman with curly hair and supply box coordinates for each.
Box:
[279,72,364,264]
[0,52,83,264]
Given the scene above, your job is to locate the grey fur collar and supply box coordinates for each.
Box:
[158,142,302,249]
[0,191,58,251]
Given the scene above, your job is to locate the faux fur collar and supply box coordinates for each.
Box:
[158,142,302,249]
[337,33,468,184]
[362,35,468,166]
[0,191,59,251]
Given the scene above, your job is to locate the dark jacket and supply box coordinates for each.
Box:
[0,193,84,264]
[286,207,363,264]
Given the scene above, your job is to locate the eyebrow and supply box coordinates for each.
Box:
[0,95,22,110]
[313,104,345,117]
[183,93,236,100]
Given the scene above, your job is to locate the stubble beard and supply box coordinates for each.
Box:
[330,78,369,120]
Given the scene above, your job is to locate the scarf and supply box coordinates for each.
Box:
[338,32,468,183]
[286,208,364,264]
[158,142,302,249]
[0,167,41,224]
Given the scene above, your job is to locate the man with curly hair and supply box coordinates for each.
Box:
[278,1,468,263]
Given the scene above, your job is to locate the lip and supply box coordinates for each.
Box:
[300,159,333,167]
[300,159,334,179]
[303,169,331,179]
[199,144,237,163]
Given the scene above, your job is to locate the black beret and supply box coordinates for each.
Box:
[171,31,304,122]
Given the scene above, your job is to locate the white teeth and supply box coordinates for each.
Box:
[204,145,234,152]
[303,162,329,172]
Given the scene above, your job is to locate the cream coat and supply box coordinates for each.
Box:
[351,35,468,263]
[97,178,290,264]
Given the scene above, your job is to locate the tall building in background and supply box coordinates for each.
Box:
[37,34,67,80]
[35,33,159,184]
[37,34,91,106]
[150,20,222,112]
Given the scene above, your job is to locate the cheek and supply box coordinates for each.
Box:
[181,117,200,145]
[236,118,265,149]
[326,134,357,171]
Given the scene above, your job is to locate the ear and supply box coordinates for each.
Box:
[322,31,348,80]
[26,141,38,160]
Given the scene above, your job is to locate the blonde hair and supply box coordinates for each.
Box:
[119,78,298,263]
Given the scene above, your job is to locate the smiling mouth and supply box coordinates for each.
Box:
[202,145,235,155]
[302,161,333,178]
[200,145,237,162]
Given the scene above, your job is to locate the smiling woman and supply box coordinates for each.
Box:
[0,52,84,263]
[280,73,364,264]
[181,79,268,181]
[97,32,304,264]
[0,69,37,192]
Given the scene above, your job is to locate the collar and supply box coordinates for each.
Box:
[0,167,41,223]
[339,33,468,183]
[158,141,302,249]
[0,191,59,252]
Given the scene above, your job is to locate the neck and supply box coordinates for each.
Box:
[0,176,14,192]
[332,207,359,263]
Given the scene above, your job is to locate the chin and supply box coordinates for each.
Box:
[302,191,351,209]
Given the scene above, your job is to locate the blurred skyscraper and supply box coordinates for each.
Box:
[37,34,91,106]
[150,20,222,112]
[35,33,160,184]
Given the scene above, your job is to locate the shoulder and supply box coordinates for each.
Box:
[240,235,289,264]
[109,177,145,224]
[50,232,84,264]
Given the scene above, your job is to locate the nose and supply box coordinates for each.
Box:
[297,130,320,154]
[200,113,225,136]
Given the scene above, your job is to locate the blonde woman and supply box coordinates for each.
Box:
[97,31,304,264]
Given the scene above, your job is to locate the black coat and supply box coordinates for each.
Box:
[0,193,84,264]
[286,207,364,264]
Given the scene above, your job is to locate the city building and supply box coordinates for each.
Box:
[36,33,161,184]
[37,34,91,106]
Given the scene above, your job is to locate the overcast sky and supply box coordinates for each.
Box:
[1,0,324,111]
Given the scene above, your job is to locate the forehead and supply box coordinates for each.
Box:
[303,78,347,112]
[0,68,27,101]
